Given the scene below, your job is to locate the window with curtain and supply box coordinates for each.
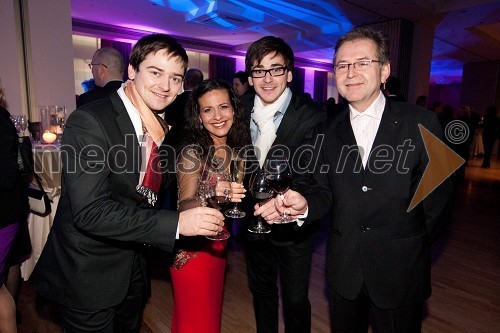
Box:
[314,71,328,103]
[289,67,305,95]
[208,54,236,83]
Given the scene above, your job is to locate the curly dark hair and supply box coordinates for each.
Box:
[182,79,251,163]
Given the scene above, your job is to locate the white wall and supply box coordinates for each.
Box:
[26,0,76,119]
[0,0,25,116]
[0,0,76,120]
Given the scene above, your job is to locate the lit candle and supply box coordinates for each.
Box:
[42,131,57,143]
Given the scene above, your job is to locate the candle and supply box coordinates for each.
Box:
[42,131,57,143]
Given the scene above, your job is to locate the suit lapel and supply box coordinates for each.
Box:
[369,100,402,159]
[273,95,300,146]
[109,92,141,184]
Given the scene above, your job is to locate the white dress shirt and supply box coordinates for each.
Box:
[349,92,386,168]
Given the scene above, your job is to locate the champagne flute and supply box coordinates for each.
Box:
[224,150,246,218]
[204,174,231,241]
[265,159,293,224]
[248,169,272,234]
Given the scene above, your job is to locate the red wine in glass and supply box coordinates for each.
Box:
[248,170,272,234]
[203,175,231,241]
[253,192,274,205]
[265,159,293,223]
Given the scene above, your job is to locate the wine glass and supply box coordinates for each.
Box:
[265,159,293,224]
[18,116,27,136]
[55,106,66,144]
[203,174,231,241]
[248,169,272,234]
[224,150,246,218]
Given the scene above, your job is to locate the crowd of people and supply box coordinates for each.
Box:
[1,25,497,333]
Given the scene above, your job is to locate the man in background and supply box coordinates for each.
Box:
[232,71,253,97]
[163,68,203,139]
[77,47,124,107]
[161,68,204,210]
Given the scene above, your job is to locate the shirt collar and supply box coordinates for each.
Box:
[350,91,386,121]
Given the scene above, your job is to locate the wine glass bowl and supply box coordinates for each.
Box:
[203,174,231,241]
[224,153,247,219]
[248,169,272,234]
[18,116,27,135]
[264,159,293,224]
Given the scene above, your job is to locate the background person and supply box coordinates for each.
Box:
[77,47,125,107]
[0,81,28,333]
[232,71,253,97]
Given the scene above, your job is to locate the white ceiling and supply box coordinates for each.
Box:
[71,0,500,82]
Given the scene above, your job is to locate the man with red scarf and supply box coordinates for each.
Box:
[30,34,224,333]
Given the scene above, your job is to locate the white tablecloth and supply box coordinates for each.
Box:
[21,144,61,280]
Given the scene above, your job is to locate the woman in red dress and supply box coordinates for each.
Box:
[170,79,251,333]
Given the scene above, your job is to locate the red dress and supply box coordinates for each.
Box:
[170,156,229,333]
[170,237,227,333]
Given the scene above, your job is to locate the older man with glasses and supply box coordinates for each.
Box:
[77,47,125,107]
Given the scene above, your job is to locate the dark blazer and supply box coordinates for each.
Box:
[77,80,123,107]
[0,107,28,228]
[242,93,327,245]
[30,91,179,309]
[304,99,453,309]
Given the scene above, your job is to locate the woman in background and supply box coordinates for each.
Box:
[0,81,27,333]
[170,79,251,333]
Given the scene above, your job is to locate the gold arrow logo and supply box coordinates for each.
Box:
[408,124,464,212]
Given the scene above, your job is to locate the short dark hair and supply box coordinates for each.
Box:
[334,27,390,65]
[233,71,249,85]
[183,79,251,162]
[245,36,294,72]
[184,68,204,90]
[129,34,188,74]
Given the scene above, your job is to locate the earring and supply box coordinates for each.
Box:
[383,82,386,90]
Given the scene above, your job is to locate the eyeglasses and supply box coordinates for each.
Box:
[250,66,288,78]
[333,60,381,74]
[88,63,108,69]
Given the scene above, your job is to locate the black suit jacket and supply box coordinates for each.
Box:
[0,107,28,228]
[242,93,327,245]
[304,99,453,309]
[30,91,179,309]
[77,80,123,107]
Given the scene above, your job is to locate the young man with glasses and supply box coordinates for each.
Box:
[241,36,326,333]
[30,34,224,333]
[77,47,125,107]
[260,27,454,333]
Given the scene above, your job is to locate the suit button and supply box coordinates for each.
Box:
[362,186,368,192]
[359,225,370,232]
